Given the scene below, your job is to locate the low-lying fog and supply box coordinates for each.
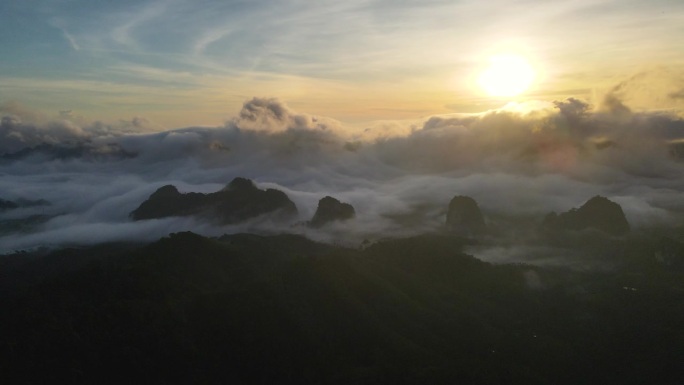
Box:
[2,93,684,263]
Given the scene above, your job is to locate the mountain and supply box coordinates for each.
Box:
[130,177,298,224]
[308,196,355,227]
[2,232,683,384]
[543,196,630,235]
[446,195,486,235]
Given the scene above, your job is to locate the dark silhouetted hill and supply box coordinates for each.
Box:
[130,177,298,224]
[446,195,486,235]
[2,232,683,384]
[308,196,355,228]
[543,196,630,235]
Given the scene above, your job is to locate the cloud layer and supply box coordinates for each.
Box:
[2,95,684,253]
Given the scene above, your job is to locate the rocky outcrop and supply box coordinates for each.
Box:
[309,196,355,228]
[542,196,629,236]
[446,196,486,235]
[130,177,298,224]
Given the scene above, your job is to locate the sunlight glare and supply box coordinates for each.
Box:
[478,54,535,97]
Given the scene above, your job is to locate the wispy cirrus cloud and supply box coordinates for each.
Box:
[109,0,175,50]
[49,19,80,51]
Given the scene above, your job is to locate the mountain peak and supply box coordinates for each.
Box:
[224,177,258,191]
[151,185,180,197]
[446,195,486,235]
[543,195,629,235]
[309,196,355,228]
[131,178,297,223]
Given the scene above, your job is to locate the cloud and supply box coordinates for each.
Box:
[59,28,81,51]
[601,91,632,116]
[2,94,684,255]
[109,0,173,50]
[554,97,590,123]
[0,102,163,154]
[669,90,684,100]
[598,68,684,114]
[231,97,342,133]
[49,18,80,51]
[0,114,87,154]
[193,26,235,55]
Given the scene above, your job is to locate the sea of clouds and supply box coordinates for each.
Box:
[2,90,684,254]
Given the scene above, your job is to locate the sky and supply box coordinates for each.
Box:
[2,0,684,128]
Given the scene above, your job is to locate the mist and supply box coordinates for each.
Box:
[2,94,684,256]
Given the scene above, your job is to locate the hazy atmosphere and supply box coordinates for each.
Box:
[3,2,684,383]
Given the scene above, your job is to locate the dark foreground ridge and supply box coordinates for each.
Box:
[130,177,298,224]
[2,231,683,384]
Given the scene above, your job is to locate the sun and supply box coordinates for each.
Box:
[478,54,535,97]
